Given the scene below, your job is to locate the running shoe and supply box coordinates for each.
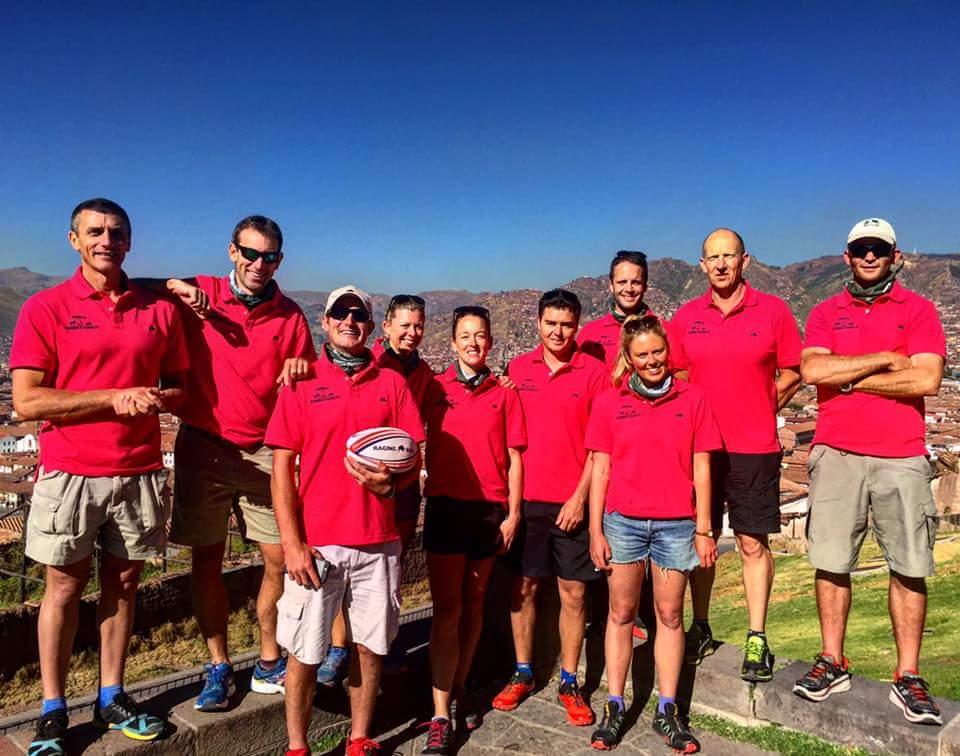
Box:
[285,750,309,756]
[195,662,236,711]
[453,687,483,731]
[652,702,700,754]
[491,671,535,711]
[28,709,67,756]
[558,680,595,726]
[250,656,287,695]
[590,699,625,750]
[741,633,774,683]
[890,671,943,725]
[792,654,851,702]
[345,736,381,755]
[683,622,714,665]
[421,717,453,755]
[317,646,350,687]
[93,691,165,741]
[632,617,649,644]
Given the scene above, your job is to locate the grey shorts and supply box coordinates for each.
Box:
[26,467,170,566]
[806,445,936,577]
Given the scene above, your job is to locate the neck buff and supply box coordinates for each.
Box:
[382,338,422,375]
[324,343,371,376]
[846,262,903,305]
[611,299,649,324]
[629,371,672,400]
[455,360,491,390]
[229,270,277,309]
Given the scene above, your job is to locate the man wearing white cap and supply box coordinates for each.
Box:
[266,285,424,756]
[796,219,946,725]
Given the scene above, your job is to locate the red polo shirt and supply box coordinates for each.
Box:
[585,379,721,519]
[10,268,189,476]
[803,282,945,458]
[507,345,609,503]
[577,310,659,368]
[177,275,316,448]
[371,339,434,414]
[264,351,425,547]
[669,284,801,454]
[423,366,527,504]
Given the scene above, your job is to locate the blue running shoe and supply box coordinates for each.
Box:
[93,692,165,741]
[195,662,236,711]
[317,646,349,687]
[250,656,287,695]
[28,709,67,755]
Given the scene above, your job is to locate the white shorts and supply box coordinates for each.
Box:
[276,540,402,663]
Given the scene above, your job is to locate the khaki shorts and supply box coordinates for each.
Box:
[806,445,937,577]
[26,467,170,566]
[276,541,402,663]
[169,425,279,546]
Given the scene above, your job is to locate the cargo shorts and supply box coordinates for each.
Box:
[806,445,937,578]
[26,467,170,566]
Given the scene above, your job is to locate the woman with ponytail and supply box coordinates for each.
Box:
[585,315,721,754]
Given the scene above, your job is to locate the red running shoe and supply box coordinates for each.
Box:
[346,737,381,756]
[491,672,535,711]
[632,617,649,644]
[558,680,595,726]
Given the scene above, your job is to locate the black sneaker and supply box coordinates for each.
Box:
[590,699,625,750]
[93,691,165,741]
[792,654,851,702]
[421,717,453,755]
[890,672,943,725]
[683,622,714,665]
[28,709,67,756]
[740,632,774,683]
[452,687,483,731]
[652,702,700,754]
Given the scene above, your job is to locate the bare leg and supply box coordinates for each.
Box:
[38,557,92,699]
[651,566,687,700]
[256,542,285,660]
[452,558,495,690]
[97,552,144,687]
[192,541,230,664]
[509,575,539,665]
[331,609,349,648]
[348,644,382,741]
[688,535,718,622]
[557,578,587,673]
[427,553,467,719]
[284,655,317,750]
[604,562,645,697]
[736,532,774,633]
[815,570,851,660]
[889,572,927,674]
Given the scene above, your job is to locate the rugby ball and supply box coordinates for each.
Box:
[346,427,418,473]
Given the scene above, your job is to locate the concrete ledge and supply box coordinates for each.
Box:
[940,712,960,755]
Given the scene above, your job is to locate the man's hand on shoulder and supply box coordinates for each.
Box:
[276,358,313,387]
[166,279,209,319]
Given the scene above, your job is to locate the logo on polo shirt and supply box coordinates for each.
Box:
[616,404,640,420]
[833,316,857,331]
[309,385,342,403]
[518,379,538,392]
[688,321,710,335]
[64,315,98,331]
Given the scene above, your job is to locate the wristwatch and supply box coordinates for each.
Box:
[839,383,854,394]
[695,529,714,538]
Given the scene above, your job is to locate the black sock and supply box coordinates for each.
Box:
[747,629,766,639]
[695,619,712,633]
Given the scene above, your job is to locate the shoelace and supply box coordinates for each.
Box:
[902,677,932,704]
[805,656,835,681]
[206,665,231,690]
[744,636,765,663]
[424,720,449,748]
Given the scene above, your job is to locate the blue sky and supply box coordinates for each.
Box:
[2,2,958,293]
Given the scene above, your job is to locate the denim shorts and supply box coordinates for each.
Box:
[602,511,699,571]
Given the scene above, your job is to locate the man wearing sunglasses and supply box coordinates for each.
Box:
[142,215,317,712]
[797,218,945,725]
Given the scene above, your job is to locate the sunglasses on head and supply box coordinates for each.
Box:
[236,244,282,265]
[847,240,893,260]
[453,305,490,318]
[388,294,426,309]
[327,305,371,323]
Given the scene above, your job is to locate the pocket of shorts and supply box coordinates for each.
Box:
[140,472,169,533]
[30,472,77,536]
[807,445,828,473]
[278,595,305,621]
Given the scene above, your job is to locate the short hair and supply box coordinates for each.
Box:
[609,250,648,281]
[70,198,131,236]
[538,288,582,321]
[612,314,668,387]
[386,294,426,320]
[701,228,745,257]
[231,215,283,251]
[451,305,491,338]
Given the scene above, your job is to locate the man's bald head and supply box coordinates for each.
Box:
[701,228,745,258]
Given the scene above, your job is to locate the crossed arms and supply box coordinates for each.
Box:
[800,349,943,398]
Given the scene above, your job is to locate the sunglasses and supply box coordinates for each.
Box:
[847,241,893,260]
[453,305,490,319]
[236,244,282,265]
[327,305,371,323]
[388,294,426,309]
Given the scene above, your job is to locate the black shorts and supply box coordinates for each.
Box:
[710,451,782,535]
[503,500,599,582]
[395,482,422,523]
[423,496,505,560]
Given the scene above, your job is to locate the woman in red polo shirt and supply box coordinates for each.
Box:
[420,306,526,755]
[585,315,720,754]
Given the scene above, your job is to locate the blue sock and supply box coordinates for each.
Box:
[41,697,66,716]
[608,695,625,710]
[515,662,533,678]
[657,696,675,714]
[559,668,577,686]
[98,684,123,709]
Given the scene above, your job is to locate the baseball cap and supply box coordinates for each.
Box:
[325,285,373,316]
[847,218,896,247]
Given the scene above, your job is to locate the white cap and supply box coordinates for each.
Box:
[325,285,373,316]
[847,218,896,247]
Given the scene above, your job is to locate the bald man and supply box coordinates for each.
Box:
[669,229,802,683]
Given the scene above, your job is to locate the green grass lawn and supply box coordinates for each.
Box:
[697,534,960,699]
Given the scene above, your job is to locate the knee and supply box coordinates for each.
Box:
[353,643,377,661]
[607,601,636,627]
[558,582,586,610]
[192,546,224,577]
[432,598,463,629]
[512,577,539,606]
[43,576,84,607]
[654,602,683,631]
[737,535,769,561]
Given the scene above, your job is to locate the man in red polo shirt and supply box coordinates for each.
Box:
[146,216,316,710]
[267,285,424,756]
[669,228,801,683]
[578,250,656,368]
[795,218,945,725]
[491,289,607,725]
[11,198,189,754]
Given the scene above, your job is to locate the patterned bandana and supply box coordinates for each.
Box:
[628,371,672,400]
[845,262,904,305]
[455,360,491,390]
[382,338,422,375]
[610,300,649,324]
[229,270,277,309]
[324,343,371,376]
